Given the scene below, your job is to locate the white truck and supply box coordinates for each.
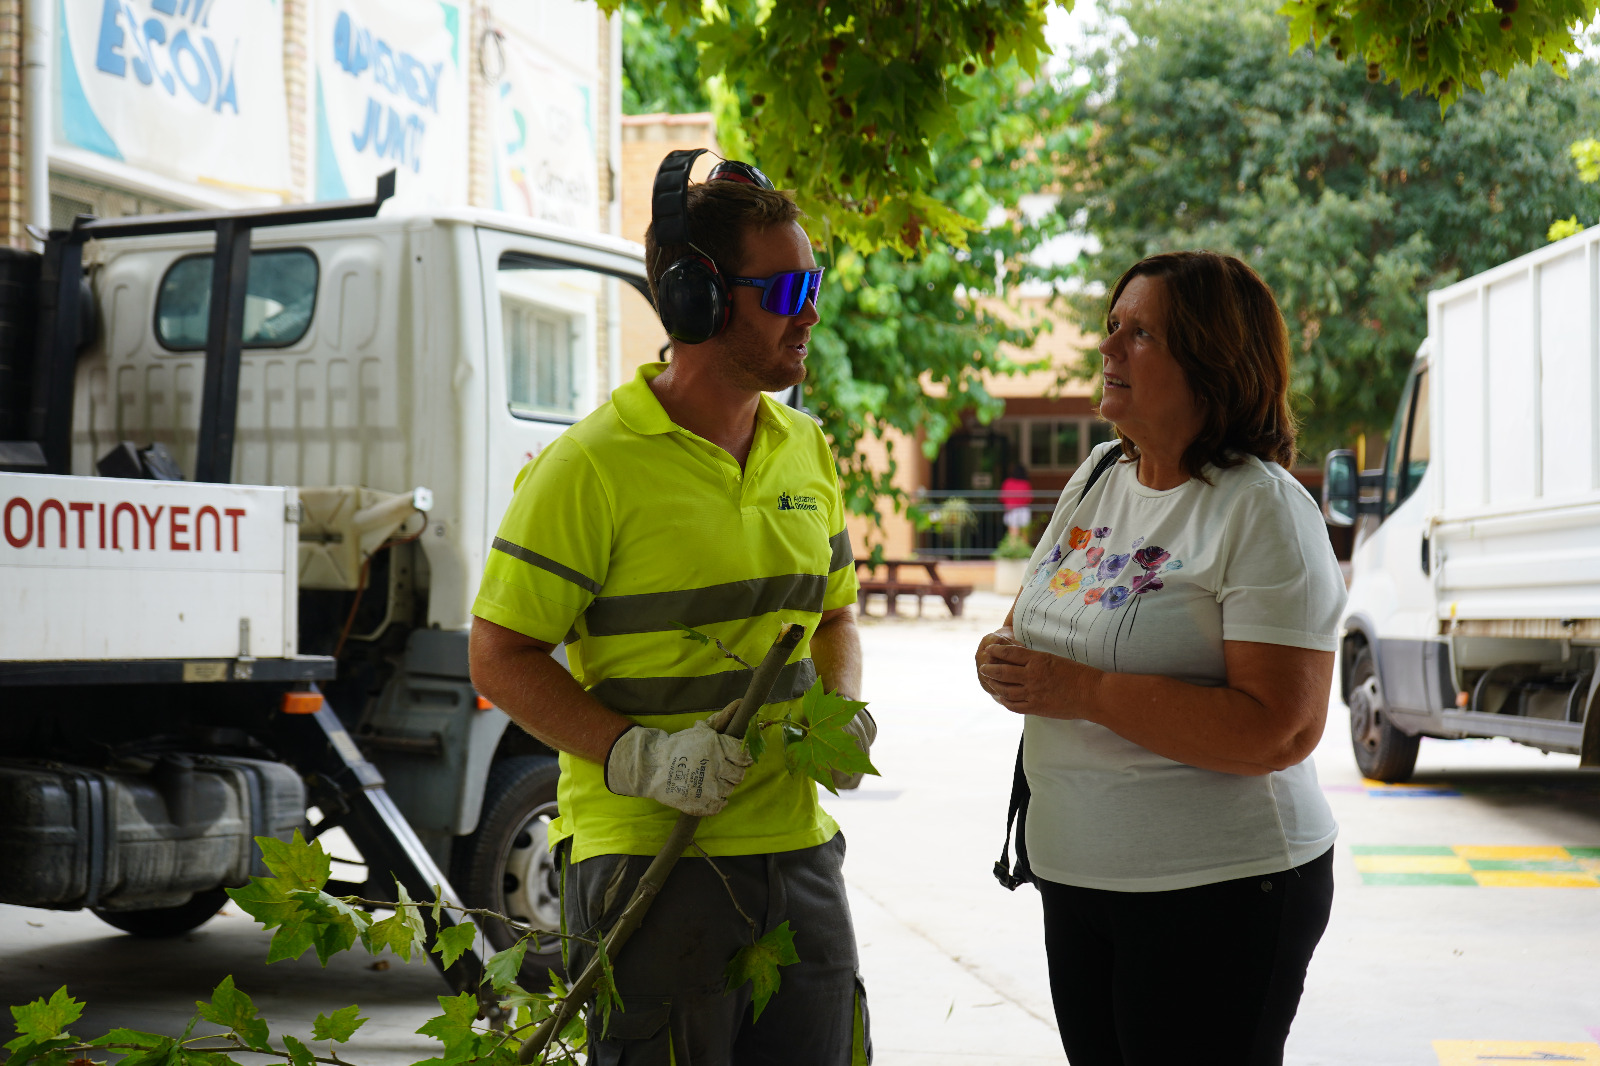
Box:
[1323,227,1600,782]
[0,173,669,986]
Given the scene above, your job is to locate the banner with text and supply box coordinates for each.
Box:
[55,0,291,198]
[315,0,466,207]
[493,28,598,229]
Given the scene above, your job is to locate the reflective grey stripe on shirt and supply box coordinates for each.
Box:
[584,573,827,637]
[492,537,603,595]
[828,529,853,573]
[588,658,818,716]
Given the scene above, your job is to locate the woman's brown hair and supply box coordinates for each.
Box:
[1105,251,1297,479]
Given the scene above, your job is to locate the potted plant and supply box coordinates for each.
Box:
[991,533,1034,595]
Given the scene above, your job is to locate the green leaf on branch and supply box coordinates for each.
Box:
[723,921,801,1022]
[281,1034,314,1066]
[432,921,478,970]
[196,977,270,1052]
[285,889,368,964]
[256,831,330,892]
[780,681,879,796]
[484,940,528,994]
[593,930,623,1038]
[1,1035,75,1066]
[111,1036,176,1066]
[670,622,752,669]
[311,1006,366,1044]
[88,1027,172,1050]
[415,993,479,1058]
[743,718,768,761]
[364,881,427,961]
[7,987,83,1044]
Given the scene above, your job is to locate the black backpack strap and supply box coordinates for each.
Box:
[993,442,1122,892]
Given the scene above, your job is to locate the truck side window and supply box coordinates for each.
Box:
[1383,366,1429,514]
[499,262,596,419]
[496,255,662,422]
[156,249,318,350]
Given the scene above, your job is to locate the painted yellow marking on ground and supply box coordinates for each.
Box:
[1455,845,1574,862]
[1354,854,1472,875]
[1434,1039,1600,1064]
[1471,870,1600,889]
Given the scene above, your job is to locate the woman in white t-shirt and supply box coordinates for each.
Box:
[975,251,1345,1065]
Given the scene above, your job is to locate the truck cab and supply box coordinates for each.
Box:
[0,185,666,983]
[1324,234,1600,782]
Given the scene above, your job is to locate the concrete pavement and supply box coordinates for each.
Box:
[6,589,1600,1064]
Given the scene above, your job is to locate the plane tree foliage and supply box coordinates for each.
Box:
[614,2,1087,531]
[1056,0,1600,456]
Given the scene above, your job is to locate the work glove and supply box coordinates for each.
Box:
[831,709,878,791]
[605,719,754,817]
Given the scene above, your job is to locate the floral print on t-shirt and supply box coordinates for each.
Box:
[1021,524,1185,669]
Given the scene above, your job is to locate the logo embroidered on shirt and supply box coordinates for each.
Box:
[778,492,819,512]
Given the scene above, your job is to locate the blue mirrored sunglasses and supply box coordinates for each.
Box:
[728,269,825,316]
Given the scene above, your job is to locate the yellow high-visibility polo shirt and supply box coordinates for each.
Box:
[472,362,859,862]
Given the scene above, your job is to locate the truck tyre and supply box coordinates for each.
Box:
[1348,645,1420,783]
[451,756,565,979]
[94,887,229,937]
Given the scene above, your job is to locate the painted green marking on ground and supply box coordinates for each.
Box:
[1350,844,1457,856]
[1360,872,1480,887]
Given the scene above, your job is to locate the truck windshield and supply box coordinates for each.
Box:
[155,249,319,351]
[1383,366,1430,514]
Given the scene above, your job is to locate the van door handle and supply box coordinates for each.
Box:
[1421,534,1431,576]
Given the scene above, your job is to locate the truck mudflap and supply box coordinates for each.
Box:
[277,695,489,999]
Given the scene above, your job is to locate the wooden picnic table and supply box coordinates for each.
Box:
[855,557,974,618]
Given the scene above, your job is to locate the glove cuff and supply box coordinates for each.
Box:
[603,724,641,796]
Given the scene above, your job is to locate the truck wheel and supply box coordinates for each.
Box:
[451,756,565,979]
[94,887,229,937]
[1348,646,1420,783]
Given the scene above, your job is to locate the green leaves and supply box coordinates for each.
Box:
[432,921,478,970]
[743,717,768,761]
[4,987,84,1066]
[414,992,480,1059]
[7,987,83,1045]
[257,831,330,892]
[1061,0,1600,455]
[196,977,269,1052]
[311,1006,366,1044]
[484,940,528,995]
[363,882,426,962]
[281,1034,314,1066]
[779,681,879,796]
[724,922,801,1022]
[1280,0,1600,112]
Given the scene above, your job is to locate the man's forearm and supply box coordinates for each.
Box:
[810,608,863,700]
[469,621,633,764]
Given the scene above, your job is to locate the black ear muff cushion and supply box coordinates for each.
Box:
[657,256,728,344]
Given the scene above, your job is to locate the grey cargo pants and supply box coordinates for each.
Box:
[559,833,870,1066]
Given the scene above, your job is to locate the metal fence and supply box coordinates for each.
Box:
[913,488,1061,560]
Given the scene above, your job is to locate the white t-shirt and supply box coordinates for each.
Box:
[1016,442,1345,892]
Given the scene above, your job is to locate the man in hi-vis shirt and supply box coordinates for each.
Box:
[470,161,873,1065]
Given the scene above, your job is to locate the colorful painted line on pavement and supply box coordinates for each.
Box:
[1355,845,1600,887]
[1435,1040,1600,1063]
[1325,779,1463,797]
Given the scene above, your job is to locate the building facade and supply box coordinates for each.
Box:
[1,0,622,239]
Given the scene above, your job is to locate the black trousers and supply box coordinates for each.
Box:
[1037,847,1334,1066]
[561,834,869,1066]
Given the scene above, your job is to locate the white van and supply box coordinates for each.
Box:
[1323,228,1600,781]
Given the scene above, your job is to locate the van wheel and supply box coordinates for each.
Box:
[94,887,228,937]
[451,756,565,980]
[1349,646,1420,783]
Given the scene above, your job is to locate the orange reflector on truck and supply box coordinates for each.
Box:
[476,695,494,710]
[282,691,325,715]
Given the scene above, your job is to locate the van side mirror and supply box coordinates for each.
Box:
[1323,450,1357,527]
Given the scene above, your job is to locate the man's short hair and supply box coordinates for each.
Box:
[643,179,803,306]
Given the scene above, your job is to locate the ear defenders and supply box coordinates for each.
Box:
[650,148,776,344]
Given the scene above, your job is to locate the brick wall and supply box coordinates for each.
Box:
[0,0,25,247]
